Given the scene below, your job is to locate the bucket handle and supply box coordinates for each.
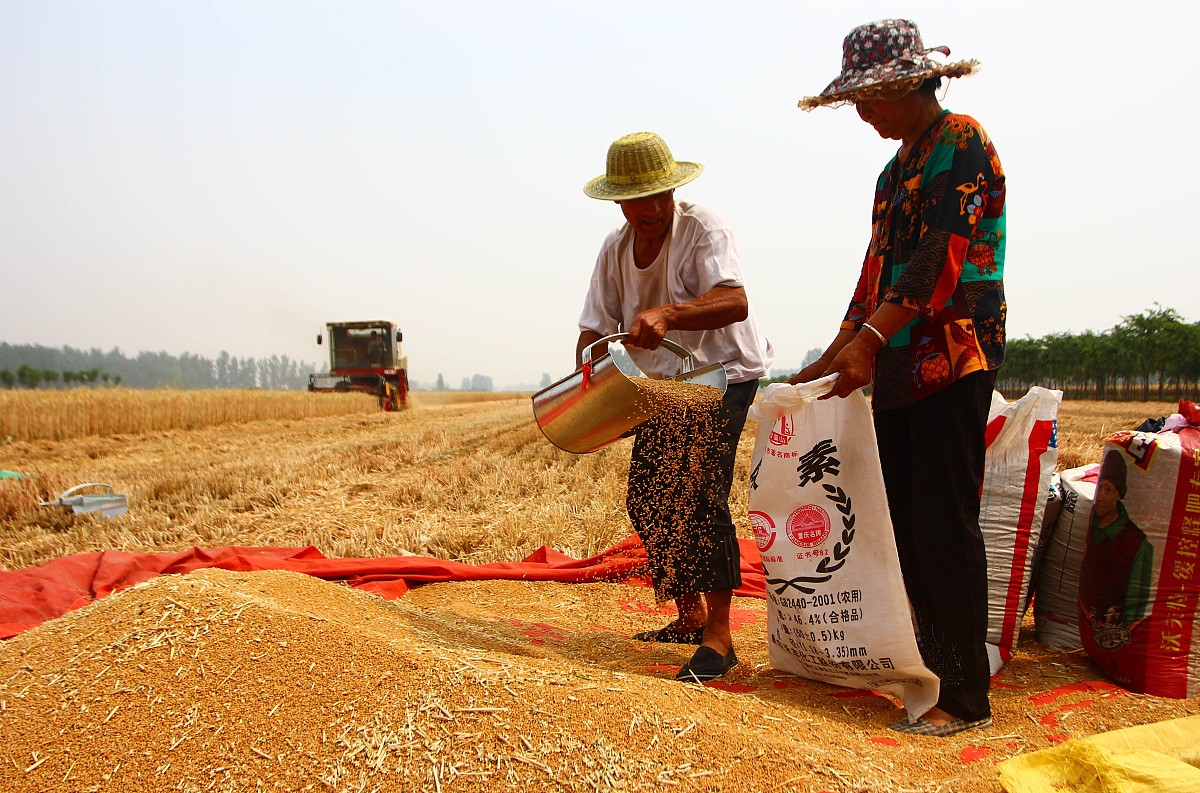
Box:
[46,483,118,502]
[39,483,118,507]
[582,333,697,371]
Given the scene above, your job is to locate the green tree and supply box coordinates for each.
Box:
[0,369,14,389]
[997,337,1040,392]
[16,364,41,389]
[1115,305,1184,400]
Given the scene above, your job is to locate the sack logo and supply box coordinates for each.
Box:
[786,504,831,548]
[1125,434,1157,471]
[1093,625,1132,652]
[769,415,794,446]
[749,511,776,552]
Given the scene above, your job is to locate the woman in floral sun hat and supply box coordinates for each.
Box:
[789,19,1006,738]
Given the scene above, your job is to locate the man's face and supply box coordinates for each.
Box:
[1094,479,1121,521]
[617,190,674,242]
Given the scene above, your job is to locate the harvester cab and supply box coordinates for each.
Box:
[308,320,408,410]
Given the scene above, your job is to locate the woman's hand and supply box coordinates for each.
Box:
[787,358,831,385]
[818,336,876,399]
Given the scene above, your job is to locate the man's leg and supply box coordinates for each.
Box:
[700,589,733,653]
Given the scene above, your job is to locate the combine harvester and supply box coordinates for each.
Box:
[308,320,408,410]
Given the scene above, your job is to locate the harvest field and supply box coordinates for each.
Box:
[1,391,1196,792]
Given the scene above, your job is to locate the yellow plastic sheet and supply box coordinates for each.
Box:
[998,716,1200,793]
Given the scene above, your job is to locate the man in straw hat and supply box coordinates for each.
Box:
[790,19,1006,736]
[578,131,773,682]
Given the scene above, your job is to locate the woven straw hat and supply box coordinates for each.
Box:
[799,19,978,110]
[583,132,704,201]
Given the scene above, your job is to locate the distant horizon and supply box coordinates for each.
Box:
[5,297,1194,392]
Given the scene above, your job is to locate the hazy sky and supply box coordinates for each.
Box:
[3,1,1196,388]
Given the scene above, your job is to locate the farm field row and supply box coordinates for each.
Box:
[0,393,1179,571]
[0,388,529,442]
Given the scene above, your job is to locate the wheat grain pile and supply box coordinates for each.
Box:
[0,568,883,793]
[5,566,1197,793]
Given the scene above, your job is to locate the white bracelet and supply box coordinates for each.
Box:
[861,322,887,345]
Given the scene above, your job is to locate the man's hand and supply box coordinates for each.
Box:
[576,330,603,370]
[624,307,673,350]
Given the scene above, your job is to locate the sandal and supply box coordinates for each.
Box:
[887,716,993,737]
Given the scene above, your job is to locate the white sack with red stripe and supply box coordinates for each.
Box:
[980,386,1062,672]
[748,378,939,720]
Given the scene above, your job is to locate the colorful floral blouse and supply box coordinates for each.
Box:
[841,110,1006,410]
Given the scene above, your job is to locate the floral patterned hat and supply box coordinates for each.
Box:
[799,19,978,110]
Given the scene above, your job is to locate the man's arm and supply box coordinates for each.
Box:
[624,285,748,351]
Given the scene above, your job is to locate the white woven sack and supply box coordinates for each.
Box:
[980,386,1062,672]
[1033,465,1098,650]
[748,378,939,720]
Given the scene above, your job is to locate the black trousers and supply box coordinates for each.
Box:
[627,379,758,602]
[874,370,995,722]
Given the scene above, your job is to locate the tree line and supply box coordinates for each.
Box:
[996,306,1198,401]
[0,343,319,390]
[758,306,1197,402]
[0,365,121,390]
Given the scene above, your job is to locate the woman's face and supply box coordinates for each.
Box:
[854,96,915,141]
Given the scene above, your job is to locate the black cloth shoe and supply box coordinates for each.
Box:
[675,646,738,682]
[632,625,705,644]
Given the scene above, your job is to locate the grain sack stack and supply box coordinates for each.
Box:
[979,386,1062,672]
[1079,402,1200,698]
[1033,464,1100,650]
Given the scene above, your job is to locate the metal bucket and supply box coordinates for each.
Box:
[531,333,727,454]
[40,483,129,520]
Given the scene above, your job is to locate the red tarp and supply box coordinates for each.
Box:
[0,536,766,639]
